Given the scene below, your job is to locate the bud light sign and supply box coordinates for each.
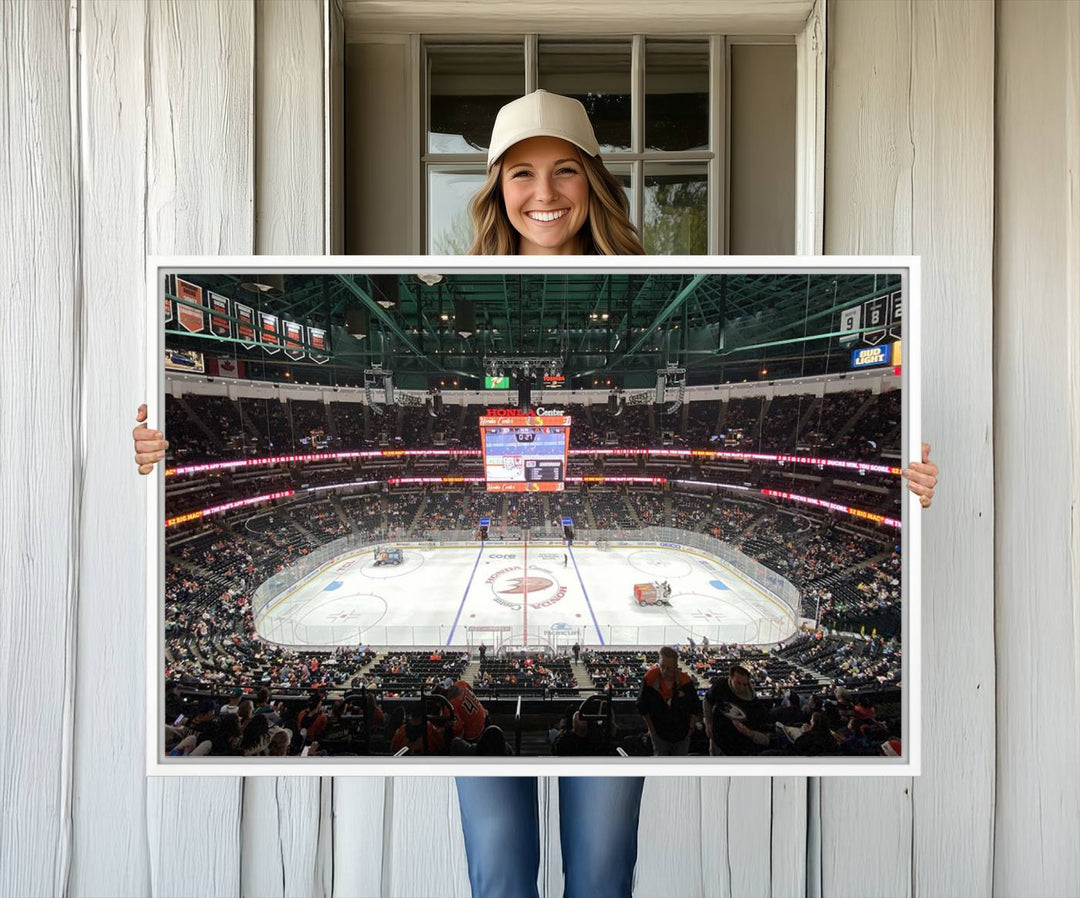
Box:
[851,344,892,369]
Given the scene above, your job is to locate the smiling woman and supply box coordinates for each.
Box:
[467,90,646,256]
[500,137,591,254]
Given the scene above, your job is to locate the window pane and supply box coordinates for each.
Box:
[428,167,487,253]
[428,44,524,154]
[538,40,632,153]
[643,163,708,254]
[645,40,709,152]
[604,163,634,221]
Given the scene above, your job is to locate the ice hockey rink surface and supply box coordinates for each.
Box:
[256,541,799,649]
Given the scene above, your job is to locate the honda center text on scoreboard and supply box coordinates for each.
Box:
[479,410,571,492]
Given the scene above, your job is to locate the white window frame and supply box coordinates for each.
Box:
[406,1,825,256]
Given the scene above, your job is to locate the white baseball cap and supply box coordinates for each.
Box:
[486,90,601,169]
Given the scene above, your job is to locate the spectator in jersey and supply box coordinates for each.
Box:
[704,664,771,756]
[253,687,278,721]
[391,703,446,755]
[434,678,488,741]
[240,713,272,756]
[296,691,328,744]
[636,646,701,756]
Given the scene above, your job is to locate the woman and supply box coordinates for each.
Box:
[134,90,939,898]
[467,89,644,256]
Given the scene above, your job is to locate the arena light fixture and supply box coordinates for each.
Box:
[239,273,284,294]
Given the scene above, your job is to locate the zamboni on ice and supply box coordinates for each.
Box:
[373,546,404,566]
[634,580,672,606]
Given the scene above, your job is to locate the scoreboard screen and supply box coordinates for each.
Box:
[479,414,571,492]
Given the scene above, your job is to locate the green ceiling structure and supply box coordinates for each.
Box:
[167,271,902,388]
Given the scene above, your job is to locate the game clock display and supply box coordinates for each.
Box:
[479,414,571,492]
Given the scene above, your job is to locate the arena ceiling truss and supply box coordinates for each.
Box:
[168,272,902,387]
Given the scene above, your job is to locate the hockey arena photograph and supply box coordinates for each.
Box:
[150,259,918,773]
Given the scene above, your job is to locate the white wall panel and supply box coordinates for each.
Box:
[824,2,995,897]
[907,4,996,896]
[255,0,324,256]
[696,778,777,898]
[145,0,255,256]
[144,3,255,896]
[635,778,706,898]
[770,777,808,897]
[331,778,387,897]
[245,2,329,894]
[384,777,471,897]
[0,2,77,896]
[70,1,152,895]
[241,778,326,898]
[993,2,1080,894]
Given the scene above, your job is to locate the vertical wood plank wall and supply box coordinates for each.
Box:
[824,3,997,897]
[1,2,1078,897]
[142,1,253,896]
[72,1,152,895]
[0,2,77,896]
[245,3,330,898]
[993,1,1080,894]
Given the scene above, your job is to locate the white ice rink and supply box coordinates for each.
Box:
[256,540,798,649]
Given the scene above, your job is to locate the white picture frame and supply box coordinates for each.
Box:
[145,254,921,777]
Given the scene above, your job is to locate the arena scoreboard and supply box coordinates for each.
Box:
[479,412,571,492]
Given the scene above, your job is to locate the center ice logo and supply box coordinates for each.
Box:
[486,566,567,611]
[500,576,554,594]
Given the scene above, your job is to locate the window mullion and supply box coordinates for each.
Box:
[709,35,726,255]
[631,34,645,233]
[525,34,537,93]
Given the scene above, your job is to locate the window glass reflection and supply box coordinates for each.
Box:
[645,41,709,152]
[643,163,708,254]
[539,40,632,153]
[428,44,525,154]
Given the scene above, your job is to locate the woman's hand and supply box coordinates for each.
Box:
[902,442,938,509]
[133,403,168,475]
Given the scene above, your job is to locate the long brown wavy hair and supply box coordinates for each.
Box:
[468,150,645,256]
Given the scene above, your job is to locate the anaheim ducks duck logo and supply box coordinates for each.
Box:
[486,566,567,610]
[499,576,554,594]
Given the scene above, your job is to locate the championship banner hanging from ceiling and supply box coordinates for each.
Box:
[235,301,256,348]
[861,294,889,345]
[175,278,205,334]
[164,275,174,325]
[284,320,305,360]
[260,311,280,353]
[308,326,329,364]
[209,292,231,338]
[838,305,861,344]
[840,290,903,348]
[888,290,903,340]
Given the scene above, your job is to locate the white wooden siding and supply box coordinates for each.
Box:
[993,1,1080,894]
[1,2,1077,897]
[824,2,997,897]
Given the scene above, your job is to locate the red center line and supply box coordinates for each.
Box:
[522,535,528,646]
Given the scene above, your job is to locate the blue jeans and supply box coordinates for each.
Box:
[455,776,646,898]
